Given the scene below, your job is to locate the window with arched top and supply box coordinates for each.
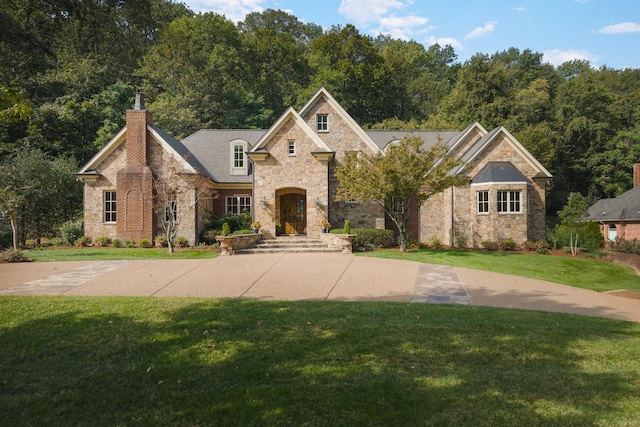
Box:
[230,139,248,175]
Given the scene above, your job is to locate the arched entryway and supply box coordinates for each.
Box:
[277,188,307,235]
[608,224,617,241]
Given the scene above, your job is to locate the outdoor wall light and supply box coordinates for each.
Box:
[261,198,268,211]
[314,198,322,210]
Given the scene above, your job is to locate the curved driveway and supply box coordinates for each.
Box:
[1,253,639,322]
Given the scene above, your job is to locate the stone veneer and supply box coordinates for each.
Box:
[420,131,548,247]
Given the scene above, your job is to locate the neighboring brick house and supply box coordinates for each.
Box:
[78,88,552,247]
[583,164,640,242]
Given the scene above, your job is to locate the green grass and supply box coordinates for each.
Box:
[359,249,640,293]
[25,246,219,261]
[0,296,638,426]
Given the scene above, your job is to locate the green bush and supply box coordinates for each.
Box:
[454,234,468,249]
[200,229,221,245]
[204,212,251,234]
[609,238,640,255]
[498,238,517,251]
[1,249,31,263]
[59,220,84,246]
[330,228,394,251]
[94,236,112,247]
[430,236,443,249]
[112,239,123,248]
[138,238,152,248]
[231,229,253,236]
[125,239,136,248]
[548,223,603,251]
[221,223,231,236]
[481,240,498,250]
[75,236,92,247]
[0,221,12,248]
[174,236,189,247]
[343,220,351,234]
[154,234,168,247]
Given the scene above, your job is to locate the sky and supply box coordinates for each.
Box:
[179,0,640,69]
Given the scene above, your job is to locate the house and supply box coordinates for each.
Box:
[583,164,640,242]
[77,88,553,247]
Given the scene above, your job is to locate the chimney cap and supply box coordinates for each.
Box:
[134,92,145,110]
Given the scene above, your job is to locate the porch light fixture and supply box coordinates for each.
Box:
[314,198,322,210]
[261,198,268,211]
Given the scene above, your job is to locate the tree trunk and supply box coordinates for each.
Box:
[9,211,18,250]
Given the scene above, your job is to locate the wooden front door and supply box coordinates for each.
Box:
[280,194,306,235]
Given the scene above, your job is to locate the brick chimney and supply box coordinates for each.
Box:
[125,93,153,167]
[634,163,640,188]
[116,93,156,243]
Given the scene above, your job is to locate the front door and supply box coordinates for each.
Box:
[280,194,306,235]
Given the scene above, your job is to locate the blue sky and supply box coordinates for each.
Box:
[180,0,639,69]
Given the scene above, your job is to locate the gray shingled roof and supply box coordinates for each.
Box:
[181,129,266,183]
[472,162,530,184]
[149,124,210,175]
[365,130,461,150]
[584,186,640,222]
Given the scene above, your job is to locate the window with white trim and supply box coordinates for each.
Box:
[497,191,521,213]
[104,191,116,223]
[288,139,296,156]
[226,196,251,215]
[317,114,328,132]
[233,144,244,168]
[164,198,177,223]
[477,191,489,214]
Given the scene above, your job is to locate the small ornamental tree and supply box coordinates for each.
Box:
[558,192,590,255]
[152,160,216,253]
[335,136,468,252]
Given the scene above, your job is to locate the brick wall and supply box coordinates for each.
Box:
[607,251,640,271]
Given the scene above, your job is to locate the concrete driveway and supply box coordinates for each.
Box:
[1,253,639,322]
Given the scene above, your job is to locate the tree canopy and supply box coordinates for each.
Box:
[2,2,640,221]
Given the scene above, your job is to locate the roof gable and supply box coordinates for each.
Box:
[585,186,640,222]
[298,88,380,153]
[250,107,331,153]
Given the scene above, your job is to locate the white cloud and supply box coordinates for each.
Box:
[513,6,527,12]
[182,0,265,23]
[426,36,463,51]
[339,0,404,24]
[598,22,640,34]
[464,21,498,40]
[375,15,429,39]
[543,49,600,66]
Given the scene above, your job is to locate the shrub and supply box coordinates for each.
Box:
[139,238,152,248]
[1,249,31,263]
[75,236,92,247]
[353,229,394,251]
[454,234,468,249]
[0,221,12,248]
[609,238,640,255]
[154,234,168,247]
[174,236,189,247]
[430,236,443,249]
[112,239,123,248]
[221,223,231,236]
[204,212,251,234]
[343,220,351,234]
[536,247,550,255]
[481,240,498,250]
[59,220,84,246]
[231,229,253,236]
[498,238,517,251]
[94,236,112,247]
[125,239,136,248]
[200,229,221,245]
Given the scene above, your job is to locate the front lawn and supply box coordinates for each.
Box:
[1,296,638,426]
[359,249,640,293]
[24,246,219,262]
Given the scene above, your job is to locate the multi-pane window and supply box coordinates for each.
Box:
[233,144,244,168]
[226,196,251,215]
[497,191,521,213]
[317,114,328,131]
[477,191,489,214]
[164,198,177,223]
[104,191,116,223]
[288,140,296,156]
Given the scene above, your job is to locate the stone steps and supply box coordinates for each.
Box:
[234,236,340,254]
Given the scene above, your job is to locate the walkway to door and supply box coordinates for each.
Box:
[1,253,639,322]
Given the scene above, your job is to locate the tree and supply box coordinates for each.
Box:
[558,192,589,255]
[152,162,215,253]
[335,136,468,252]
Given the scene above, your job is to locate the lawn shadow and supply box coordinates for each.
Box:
[1,297,638,426]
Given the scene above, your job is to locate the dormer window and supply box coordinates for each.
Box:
[230,139,248,175]
[317,114,328,132]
